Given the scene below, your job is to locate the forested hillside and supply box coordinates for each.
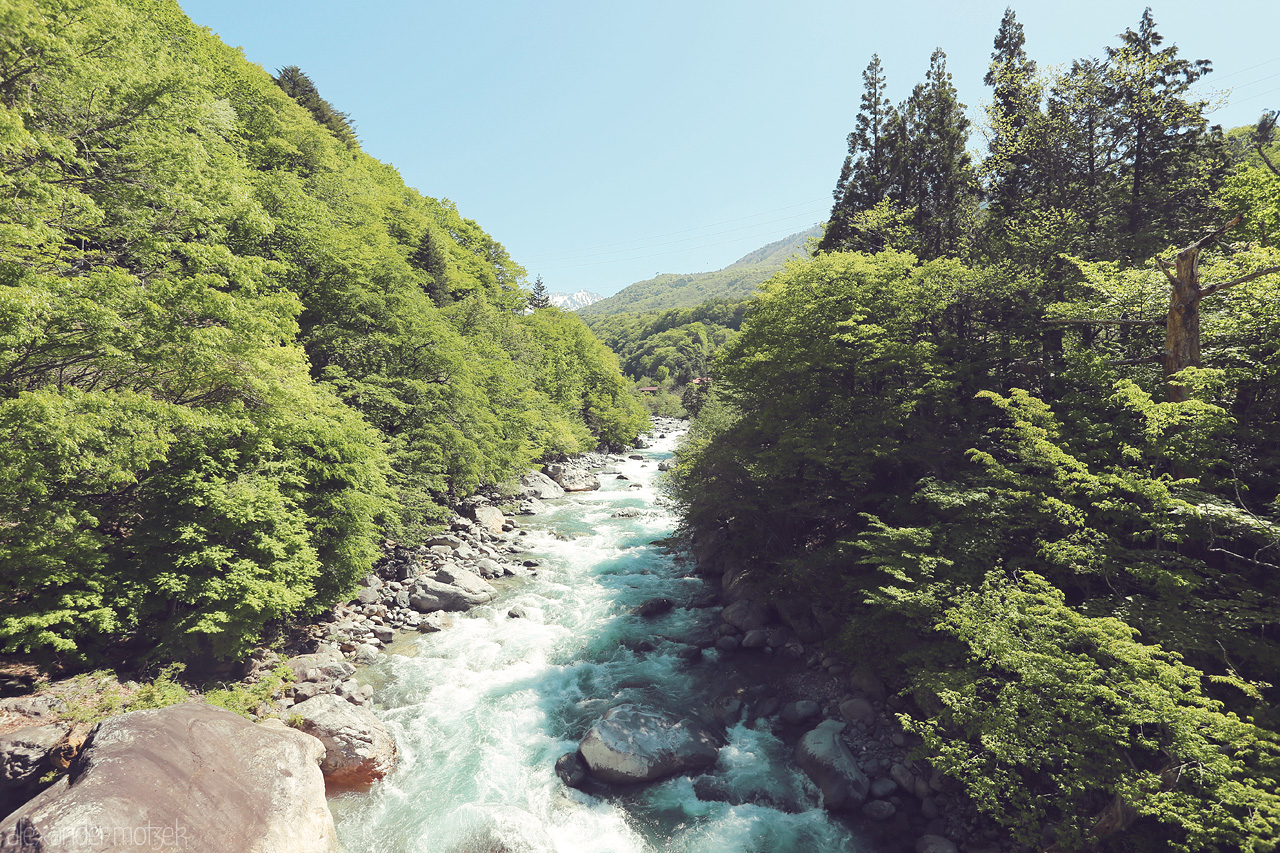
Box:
[0,0,644,664]
[670,9,1280,851]
[577,226,818,316]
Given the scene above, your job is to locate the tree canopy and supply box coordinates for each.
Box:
[0,0,644,663]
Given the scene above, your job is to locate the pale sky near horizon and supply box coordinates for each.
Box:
[176,0,1280,297]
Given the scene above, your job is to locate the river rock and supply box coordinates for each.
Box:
[543,464,600,492]
[862,799,896,820]
[520,470,565,500]
[0,703,337,852]
[780,700,820,725]
[795,719,870,810]
[839,697,875,725]
[417,612,453,632]
[290,695,396,788]
[470,505,507,534]
[409,570,497,612]
[554,751,589,789]
[634,597,675,618]
[579,705,720,784]
[740,628,769,649]
[721,598,770,632]
[774,597,823,642]
[916,835,959,853]
[0,723,68,818]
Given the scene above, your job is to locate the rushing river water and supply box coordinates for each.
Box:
[330,430,868,852]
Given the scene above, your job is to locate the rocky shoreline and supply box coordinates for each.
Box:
[0,429,674,851]
[2,415,1008,853]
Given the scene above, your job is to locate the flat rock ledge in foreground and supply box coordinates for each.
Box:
[0,703,337,853]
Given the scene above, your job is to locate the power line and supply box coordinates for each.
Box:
[523,208,827,263]
[1228,85,1280,106]
[536,221,821,271]
[523,197,830,259]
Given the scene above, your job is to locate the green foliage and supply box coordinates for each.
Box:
[203,664,291,719]
[911,573,1280,851]
[0,0,643,662]
[578,228,817,317]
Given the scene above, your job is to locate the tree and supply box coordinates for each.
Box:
[982,8,1040,222]
[1104,9,1223,253]
[1253,110,1280,177]
[819,55,897,253]
[896,49,978,258]
[273,65,358,147]
[528,275,551,310]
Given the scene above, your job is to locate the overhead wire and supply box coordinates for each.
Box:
[536,219,822,271]
[523,197,831,259]
[526,207,828,264]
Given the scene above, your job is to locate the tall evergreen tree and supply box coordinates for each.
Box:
[819,55,897,253]
[274,65,358,147]
[982,9,1040,222]
[1104,9,1222,253]
[528,275,551,310]
[898,49,977,258]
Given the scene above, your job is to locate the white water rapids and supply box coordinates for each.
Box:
[329,430,869,852]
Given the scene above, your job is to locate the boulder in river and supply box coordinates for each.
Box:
[579,704,720,784]
[634,597,675,618]
[794,719,870,810]
[0,703,337,852]
[290,694,396,788]
[543,464,600,492]
[409,567,497,612]
[520,470,565,500]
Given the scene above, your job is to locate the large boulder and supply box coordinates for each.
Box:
[0,723,68,818]
[579,705,720,785]
[290,695,396,788]
[409,567,497,612]
[470,505,506,534]
[795,719,869,810]
[721,598,771,632]
[543,464,600,492]
[0,703,337,852]
[519,470,565,500]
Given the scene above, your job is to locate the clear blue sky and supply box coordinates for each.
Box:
[177,0,1279,297]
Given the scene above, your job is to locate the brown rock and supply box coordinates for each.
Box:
[0,703,337,852]
[290,694,396,788]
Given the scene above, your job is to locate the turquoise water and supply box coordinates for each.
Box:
[329,434,865,852]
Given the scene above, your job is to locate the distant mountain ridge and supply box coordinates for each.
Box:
[578,226,820,317]
[548,290,604,310]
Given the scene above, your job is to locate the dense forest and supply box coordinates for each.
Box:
[668,8,1280,852]
[0,0,645,664]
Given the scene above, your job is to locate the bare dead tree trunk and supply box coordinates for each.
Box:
[1156,216,1280,402]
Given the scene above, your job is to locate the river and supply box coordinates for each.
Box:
[329,428,868,852]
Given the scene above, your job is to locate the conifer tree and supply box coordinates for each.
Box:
[982,9,1040,222]
[1104,9,1222,253]
[898,49,977,258]
[818,55,898,253]
[528,275,551,310]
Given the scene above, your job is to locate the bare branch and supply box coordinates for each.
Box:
[1186,214,1243,255]
[1199,265,1280,298]
[1154,256,1181,288]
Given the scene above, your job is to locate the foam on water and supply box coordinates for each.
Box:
[330,430,866,852]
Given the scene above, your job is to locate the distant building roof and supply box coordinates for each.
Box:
[638,386,660,392]
[690,377,711,385]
